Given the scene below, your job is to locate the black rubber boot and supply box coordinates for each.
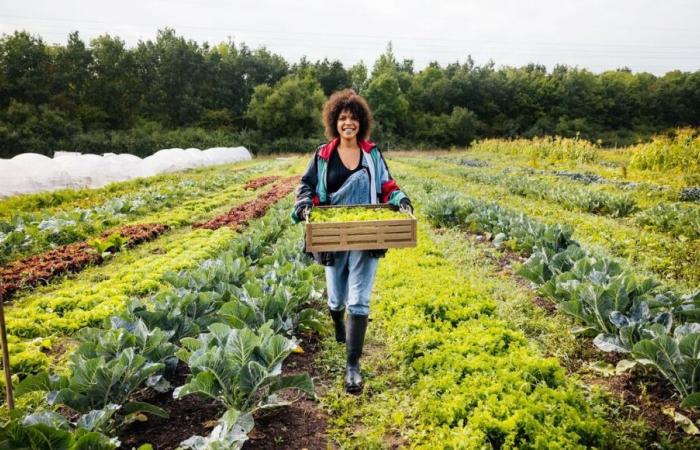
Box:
[345,314,368,394]
[329,308,346,343]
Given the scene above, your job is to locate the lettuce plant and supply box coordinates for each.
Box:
[174,322,313,411]
[178,409,254,450]
[633,323,700,406]
[594,301,672,353]
[16,348,168,428]
[0,408,120,450]
[128,291,221,343]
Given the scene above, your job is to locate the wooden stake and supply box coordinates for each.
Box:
[0,290,13,410]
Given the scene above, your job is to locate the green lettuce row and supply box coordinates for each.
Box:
[329,227,612,448]
[406,172,700,407]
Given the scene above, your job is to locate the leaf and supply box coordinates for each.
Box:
[72,431,120,450]
[571,326,598,337]
[679,333,700,359]
[633,337,688,396]
[662,407,700,435]
[146,374,171,393]
[594,334,630,353]
[588,361,615,377]
[76,404,121,432]
[268,374,315,398]
[616,359,638,375]
[122,401,169,419]
[680,393,700,409]
[21,411,69,429]
[123,412,148,425]
[14,372,54,397]
[179,409,253,450]
[173,371,219,401]
[559,300,587,323]
[609,311,629,328]
[240,361,270,396]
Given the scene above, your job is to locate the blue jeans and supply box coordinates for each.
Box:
[326,250,379,316]
[326,169,379,316]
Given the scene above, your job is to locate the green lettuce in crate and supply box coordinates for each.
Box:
[309,206,409,223]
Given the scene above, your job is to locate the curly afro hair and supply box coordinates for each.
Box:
[322,89,373,141]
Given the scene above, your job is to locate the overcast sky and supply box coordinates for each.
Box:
[1,0,699,75]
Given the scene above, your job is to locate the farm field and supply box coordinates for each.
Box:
[1,137,699,449]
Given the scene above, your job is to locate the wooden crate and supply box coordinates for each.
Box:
[305,204,417,252]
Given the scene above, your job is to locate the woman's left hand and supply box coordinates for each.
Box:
[399,198,414,214]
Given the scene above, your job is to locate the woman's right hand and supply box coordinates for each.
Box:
[294,200,313,221]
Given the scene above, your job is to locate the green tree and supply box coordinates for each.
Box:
[84,34,138,129]
[365,72,409,134]
[314,58,351,96]
[349,61,368,93]
[0,31,52,106]
[409,63,451,115]
[51,32,92,114]
[133,29,207,127]
[246,75,324,138]
[448,106,479,145]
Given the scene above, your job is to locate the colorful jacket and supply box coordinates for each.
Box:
[291,138,408,223]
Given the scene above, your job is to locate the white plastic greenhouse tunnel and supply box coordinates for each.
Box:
[0,146,252,197]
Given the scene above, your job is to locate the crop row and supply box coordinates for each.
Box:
[0,160,284,265]
[1,174,298,376]
[471,136,600,163]
[329,224,613,448]
[414,156,700,239]
[0,223,169,300]
[417,179,700,407]
[469,133,700,187]
[393,158,700,285]
[194,176,298,230]
[432,153,700,210]
[1,172,294,302]
[465,167,637,217]
[2,199,324,448]
[436,153,700,204]
[0,159,265,219]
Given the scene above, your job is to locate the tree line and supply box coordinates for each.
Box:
[1,28,699,157]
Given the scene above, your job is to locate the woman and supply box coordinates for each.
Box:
[291,89,412,394]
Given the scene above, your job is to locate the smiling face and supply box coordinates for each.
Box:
[337,109,360,142]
